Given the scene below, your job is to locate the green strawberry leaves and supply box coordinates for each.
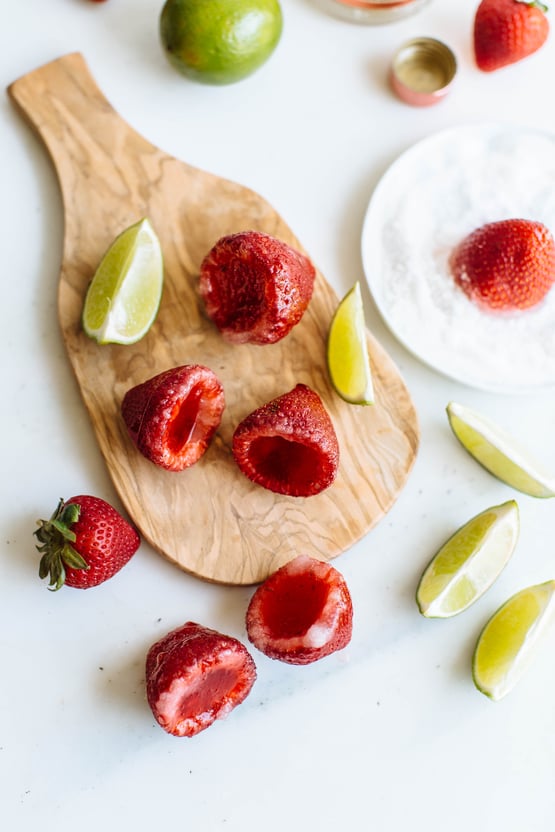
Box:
[34,498,89,591]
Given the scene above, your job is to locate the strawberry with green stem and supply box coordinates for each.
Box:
[34,495,140,590]
[474,0,550,72]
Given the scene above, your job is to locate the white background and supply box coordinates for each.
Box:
[3,1,555,830]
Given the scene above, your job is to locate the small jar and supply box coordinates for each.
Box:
[320,0,432,24]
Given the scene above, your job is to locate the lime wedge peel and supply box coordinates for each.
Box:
[472,580,555,701]
[446,402,555,499]
[416,500,520,619]
[82,218,164,345]
[327,281,374,406]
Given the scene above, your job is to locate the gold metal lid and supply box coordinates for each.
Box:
[391,37,457,106]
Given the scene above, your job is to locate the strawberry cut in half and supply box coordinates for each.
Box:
[474,0,549,72]
[34,495,140,590]
[145,622,257,737]
[246,555,353,665]
[232,383,339,497]
[450,219,555,312]
[198,230,315,345]
[121,364,225,472]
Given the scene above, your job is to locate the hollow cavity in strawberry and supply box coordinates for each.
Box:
[145,622,257,737]
[198,230,315,345]
[232,383,339,497]
[246,555,353,665]
[34,495,140,590]
[121,364,225,472]
[450,219,555,312]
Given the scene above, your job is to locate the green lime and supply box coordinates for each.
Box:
[446,402,555,498]
[82,218,164,345]
[327,281,374,406]
[472,580,555,701]
[416,500,519,619]
[159,0,283,85]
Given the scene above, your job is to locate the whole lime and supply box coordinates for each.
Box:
[159,0,283,85]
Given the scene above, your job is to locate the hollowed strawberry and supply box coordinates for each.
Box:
[146,622,257,737]
[232,383,339,497]
[121,364,225,471]
[246,555,353,665]
[198,230,315,344]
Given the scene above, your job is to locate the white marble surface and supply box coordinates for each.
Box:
[3,1,555,830]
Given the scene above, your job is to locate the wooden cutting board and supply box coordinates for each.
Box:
[8,53,419,585]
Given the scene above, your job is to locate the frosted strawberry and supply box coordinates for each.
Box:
[121,364,225,472]
[450,219,555,312]
[246,555,353,665]
[198,230,315,344]
[474,0,549,72]
[232,384,339,497]
[34,495,140,590]
[145,622,257,737]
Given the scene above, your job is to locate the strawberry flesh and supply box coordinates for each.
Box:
[232,383,339,496]
[146,622,257,737]
[246,555,353,665]
[121,364,225,471]
[199,230,315,344]
[474,0,549,72]
[450,219,555,312]
[35,495,140,590]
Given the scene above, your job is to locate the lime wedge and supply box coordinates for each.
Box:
[472,580,555,701]
[416,500,519,618]
[82,218,164,345]
[446,402,555,498]
[327,281,374,405]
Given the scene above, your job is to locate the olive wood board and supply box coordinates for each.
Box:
[8,52,419,585]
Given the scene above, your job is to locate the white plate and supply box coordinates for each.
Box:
[361,123,555,394]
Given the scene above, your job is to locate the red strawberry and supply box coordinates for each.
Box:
[121,364,225,472]
[145,622,257,737]
[232,383,339,497]
[474,0,549,72]
[34,495,140,590]
[198,230,315,345]
[450,219,555,312]
[246,555,353,665]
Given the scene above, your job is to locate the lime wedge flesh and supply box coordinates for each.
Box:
[472,580,555,701]
[327,281,374,405]
[446,402,555,498]
[416,500,519,618]
[82,218,164,345]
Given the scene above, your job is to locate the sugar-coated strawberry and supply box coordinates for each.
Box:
[198,230,315,345]
[246,555,353,665]
[474,0,549,72]
[450,219,555,312]
[121,364,225,472]
[34,495,140,590]
[146,622,257,737]
[232,383,339,497]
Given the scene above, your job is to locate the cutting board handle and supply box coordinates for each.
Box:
[7,53,154,213]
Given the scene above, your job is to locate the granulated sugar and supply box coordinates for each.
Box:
[362,124,555,392]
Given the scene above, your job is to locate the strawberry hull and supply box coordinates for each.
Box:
[232,384,339,497]
[199,230,315,345]
[246,555,353,665]
[121,364,225,472]
[145,622,257,737]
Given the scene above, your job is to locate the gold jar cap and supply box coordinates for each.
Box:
[390,37,457,106]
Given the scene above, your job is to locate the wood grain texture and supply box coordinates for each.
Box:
[8,53,419,585]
